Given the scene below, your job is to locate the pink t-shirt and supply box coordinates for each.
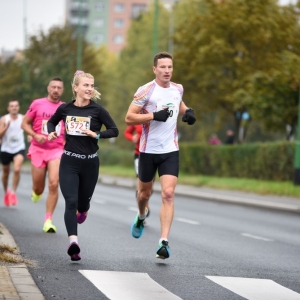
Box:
[26,97,65,150]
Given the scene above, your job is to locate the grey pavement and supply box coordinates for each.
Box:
[1,166,300,300]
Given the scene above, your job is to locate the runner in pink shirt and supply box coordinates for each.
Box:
[22,77,65,233]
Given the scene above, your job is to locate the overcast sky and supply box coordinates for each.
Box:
[0,0,66,51]
[0,0,297,51]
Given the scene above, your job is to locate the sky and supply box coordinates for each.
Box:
[0,0,297,51]
[0,0,66,51]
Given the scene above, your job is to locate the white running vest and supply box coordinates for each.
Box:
[1,114,25,153]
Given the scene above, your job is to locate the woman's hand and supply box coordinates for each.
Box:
[48,132,58,141]
[81,129,97,139]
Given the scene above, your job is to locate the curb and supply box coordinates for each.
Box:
[0,223,45,300]
[98,175,300,213]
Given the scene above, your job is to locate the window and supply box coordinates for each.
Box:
[94,34,104,44]
[114,19,124,28]
[70,17,88,26]
[114,3,125,13]
[113,34,124,44]
[131,4,146,19]
[94,18,104,27]
[95,2,105,11]
[71,1,88,10]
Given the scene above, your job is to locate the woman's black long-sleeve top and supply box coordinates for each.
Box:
[47,100,119,154]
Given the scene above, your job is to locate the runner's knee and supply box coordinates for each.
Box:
[161,187,174,203]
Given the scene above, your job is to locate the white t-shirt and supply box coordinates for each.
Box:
[1,114,25,153]
[132,80,183,154]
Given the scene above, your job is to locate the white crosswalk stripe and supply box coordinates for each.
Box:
[206,276,300,300]
[79,270,182,300]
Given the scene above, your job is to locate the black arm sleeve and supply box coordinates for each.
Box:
[98,108,119,139]
[47,104,65,133]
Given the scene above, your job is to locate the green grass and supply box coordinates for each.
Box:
[99,165,300,198]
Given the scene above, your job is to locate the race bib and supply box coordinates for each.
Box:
[8,136,19,144]
[157,102,179,119]
[41,120,61,136]
[66,116,91,136]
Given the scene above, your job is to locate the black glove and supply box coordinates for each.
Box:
[153,108,170,122]
[182,108,196,125]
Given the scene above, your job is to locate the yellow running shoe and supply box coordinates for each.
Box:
[31,191,42,203]
[43,219,57,233]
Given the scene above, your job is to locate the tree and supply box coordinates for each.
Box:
[0,25,109,115]
[173,0,300,141]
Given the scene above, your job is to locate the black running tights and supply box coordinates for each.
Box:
[59,153,100,236]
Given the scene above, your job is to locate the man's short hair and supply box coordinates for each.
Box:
[49,77,63,84]
[8,99,19,105]
[153,52,173,66]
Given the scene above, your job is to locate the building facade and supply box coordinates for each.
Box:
[66,0,150,53]
[66,0,178,53]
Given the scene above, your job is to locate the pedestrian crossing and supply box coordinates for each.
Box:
[79,270,182,300]
[79,270,300,300]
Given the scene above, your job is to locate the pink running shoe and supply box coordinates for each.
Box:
[3,189,11,207]
[10,193,18,206]
[67,242,81,261]
[76,211,88,224]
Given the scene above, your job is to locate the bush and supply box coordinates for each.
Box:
[98,145,133,167]
[179,141,295,181]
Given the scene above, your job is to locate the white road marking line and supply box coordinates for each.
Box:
[206,276,300,300]
[241,233,274,242]
[79,270,182,300]
[93,199,106,204]
[175,217,200,225]
[128,206,138,212]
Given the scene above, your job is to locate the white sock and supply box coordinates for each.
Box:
[159,238,168,244]
[69,237,78,244]
[138,213,147,220]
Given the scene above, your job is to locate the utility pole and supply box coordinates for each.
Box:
[153,0,159,57]
[294,87,300,185]
[22,0,27,83]
[77,0,83,70]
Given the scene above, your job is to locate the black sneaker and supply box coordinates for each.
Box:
[156,240,170,259]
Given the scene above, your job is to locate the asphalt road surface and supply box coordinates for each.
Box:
[0,172,300,300]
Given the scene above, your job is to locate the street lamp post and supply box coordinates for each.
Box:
[153,0,159,57]
[294,87,300,185]
[22,0,27,83]
[77,0,83,70]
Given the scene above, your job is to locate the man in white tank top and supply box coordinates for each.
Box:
[125,52,196,260]
[0,100,26,206]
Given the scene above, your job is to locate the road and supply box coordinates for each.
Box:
[0,172,300,300]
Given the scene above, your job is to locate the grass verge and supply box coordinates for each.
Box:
[99,165,300,198]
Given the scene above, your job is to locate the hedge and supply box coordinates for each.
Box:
[179,141,295,181]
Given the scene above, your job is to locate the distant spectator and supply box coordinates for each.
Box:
[224,129,235,145]
[209,133,222,145]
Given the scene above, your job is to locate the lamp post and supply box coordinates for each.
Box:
[153,0,159,57]
[294,87,300,185]
[22,0,27,83]
[77,0,83,70]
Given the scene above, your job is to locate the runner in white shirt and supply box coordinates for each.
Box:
[0,100,26,206]
[125,51,196,259]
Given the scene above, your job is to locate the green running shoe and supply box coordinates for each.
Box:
[43,219,56,233]
[31,191,42,203]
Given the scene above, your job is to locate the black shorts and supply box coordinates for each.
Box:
[0,150,25,165]
[138,151,179,182]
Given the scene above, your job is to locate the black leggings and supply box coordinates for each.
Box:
[59,153,100,236]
